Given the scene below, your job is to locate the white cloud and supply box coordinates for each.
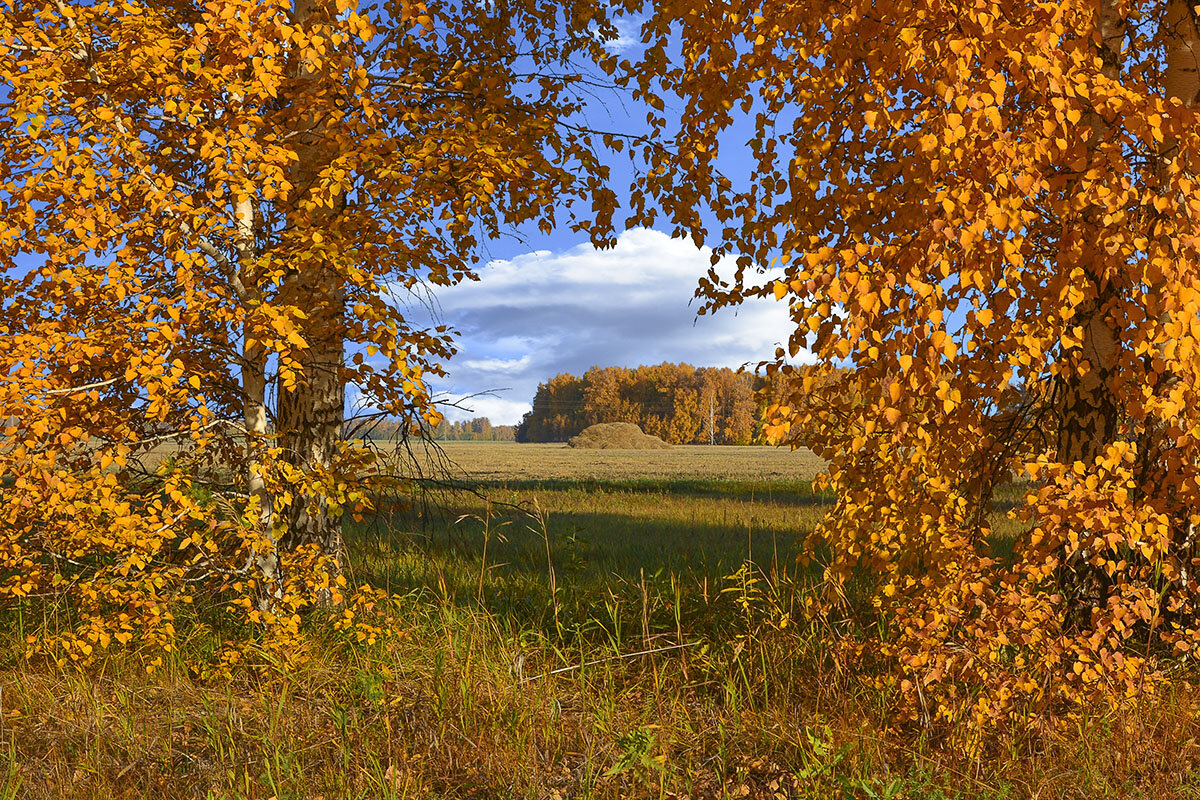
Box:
[413,228,808,425]
[603,16,644,53]
[434,394,537,426]
[460,355,534,373]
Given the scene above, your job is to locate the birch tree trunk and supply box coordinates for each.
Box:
[1053,0,1125,469]
[1049,0,1127,617]
[276,0,347,580]
[1054,0,1200,602]
[237,194,281,598]
[276,279,345,561]
[1056,0,1200,465]
[1164,0,1200,109]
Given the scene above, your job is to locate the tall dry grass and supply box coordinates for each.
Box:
[1,444,1196,798]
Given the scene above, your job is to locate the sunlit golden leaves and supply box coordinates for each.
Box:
[629,0,1200,736]
[0,0,634,668]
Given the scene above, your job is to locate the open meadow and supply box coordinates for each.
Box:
[3,442,1199,799]
[393,441,827,483]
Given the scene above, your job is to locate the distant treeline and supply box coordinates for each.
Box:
[515,363,784,445]
[367,418,516,442]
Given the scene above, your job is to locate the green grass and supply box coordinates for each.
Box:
[1,443,1196,798]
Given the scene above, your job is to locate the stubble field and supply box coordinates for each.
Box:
[394,441,827,483]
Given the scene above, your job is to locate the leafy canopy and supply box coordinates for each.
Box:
[627,0,1200,731]
[0,0,633,668]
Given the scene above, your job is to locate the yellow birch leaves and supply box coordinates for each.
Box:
[0,0,636,668]
[631,0,1200,732]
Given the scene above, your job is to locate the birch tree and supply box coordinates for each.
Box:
[631,0,1200,728]
[0,0,630,654]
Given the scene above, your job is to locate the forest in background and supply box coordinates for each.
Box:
[514,362,788,444]
[364,362,788,444]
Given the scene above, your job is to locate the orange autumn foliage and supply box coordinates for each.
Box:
[515,363,766,445]
[0,0,631,668]
[629,0,1200,735]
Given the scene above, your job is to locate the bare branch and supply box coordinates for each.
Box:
[44,376,120,395]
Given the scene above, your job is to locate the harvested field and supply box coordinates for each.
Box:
[382,440,826,483]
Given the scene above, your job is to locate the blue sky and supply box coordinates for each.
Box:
[6,10,796,427]
[409,228,803,425]
[398,17,809,425]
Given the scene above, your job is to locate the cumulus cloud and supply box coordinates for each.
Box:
[410,228,808,425]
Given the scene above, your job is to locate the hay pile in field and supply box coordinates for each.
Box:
[567,422,672,450]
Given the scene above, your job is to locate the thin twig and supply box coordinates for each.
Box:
[44,376,121,395]
[524,641,699,682]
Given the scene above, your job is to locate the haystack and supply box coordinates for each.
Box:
[568,422,672,450]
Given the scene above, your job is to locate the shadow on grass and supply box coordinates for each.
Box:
[460,477,837,508]
[344,477,1029,640]
[345,506,821,642]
